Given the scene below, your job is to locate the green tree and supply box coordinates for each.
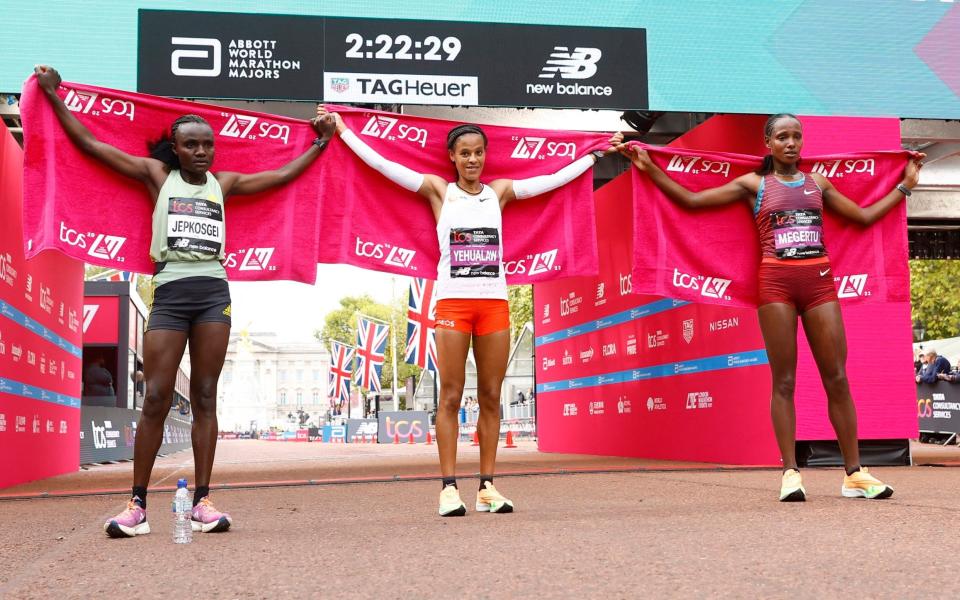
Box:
[316,294,421,395]
[508,285,532,340]
[910,259,960,341]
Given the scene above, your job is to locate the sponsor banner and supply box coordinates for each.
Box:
[81,295,120,345]
[346,418,378,441]
[1,126,83,489]
[917,383,960,434]
[79,405,191,463]
[139,10,647,109]
[377,410,429,443]
[0,305,83,397]
[322,424,347,442]
[0,395,80,488]
[539,368,779,464]
[534,147,916,464]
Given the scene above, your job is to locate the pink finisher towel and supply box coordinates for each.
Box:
[21,76,325,283]
[320,106,608,283]
[631,144,911,307]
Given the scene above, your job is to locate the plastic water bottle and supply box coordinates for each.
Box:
[172,478,192,544]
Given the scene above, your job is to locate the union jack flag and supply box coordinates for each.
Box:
[405,278,438,372]
[328,341,354,406]
[355,316,389,392]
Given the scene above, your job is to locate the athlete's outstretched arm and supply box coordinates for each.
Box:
[34,66,164,188]
[816,154,924,226]
[215,115,336,198]
[318,107,447,213]
[619,145,753,209]
[490,132,622,208]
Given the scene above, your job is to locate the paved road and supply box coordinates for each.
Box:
[1,442,958,598]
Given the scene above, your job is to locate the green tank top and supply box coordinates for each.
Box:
[150,170,227,286]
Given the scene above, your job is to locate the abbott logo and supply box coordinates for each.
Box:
[360,115,398,138]
[64,89,98,114]
[239,247,275,271]
[87,234,126,260]
[82,305,99,334]
[539,46,602,79]
[511,137,546,159]
[171,37,222,77]
[221,114,258,139]
[836,274,869,298]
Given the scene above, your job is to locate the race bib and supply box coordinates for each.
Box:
[771,209,825,259]
[449,227,501,278]
[167,197,224,256]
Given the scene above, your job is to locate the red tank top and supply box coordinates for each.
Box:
[754,174,827,260]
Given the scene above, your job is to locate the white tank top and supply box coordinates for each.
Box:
[435,182,508,301]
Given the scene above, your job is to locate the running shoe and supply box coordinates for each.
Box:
[779,469,806,502]
[438,485,467,517]
[191,497,233,532]
[476,481,514,513]
[841,468,894,499]
[104,499,150,538]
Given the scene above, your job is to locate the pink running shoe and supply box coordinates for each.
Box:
[103,500,150,538]
[191,497,232,533]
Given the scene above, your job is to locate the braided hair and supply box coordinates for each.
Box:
[446,124,487,150]
[756,113,800,176]
[147,114,211,169]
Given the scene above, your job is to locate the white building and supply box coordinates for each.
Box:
[216,332,330,431]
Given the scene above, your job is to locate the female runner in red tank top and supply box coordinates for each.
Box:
[620,114,923,502]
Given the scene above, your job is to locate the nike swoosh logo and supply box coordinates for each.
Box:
[819,269,830,276]
[479,198,488,202]
[804,190,816,195]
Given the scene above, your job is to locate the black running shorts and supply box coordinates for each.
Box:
[147,276,232,332]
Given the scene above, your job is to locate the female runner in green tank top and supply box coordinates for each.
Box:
[35,65,336,537]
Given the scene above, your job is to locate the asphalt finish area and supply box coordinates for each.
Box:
[1,440,958,599]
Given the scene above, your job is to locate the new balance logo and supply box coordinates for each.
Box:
[239,247,275,271]
[221,114,258,139]
[511,137,546,159]
[539,47,602,79]
[64,89,98,114]
[360,115,398,139]
[81,305,99,333]
[836,274,869,298]
[87,235,126,260]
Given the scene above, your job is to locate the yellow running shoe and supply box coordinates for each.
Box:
[779,469,806,502]
[476,481,514,513]
[842,468,894,499]
[438,485,467,517]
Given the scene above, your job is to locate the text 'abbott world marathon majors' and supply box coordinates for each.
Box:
[137,10,648,109]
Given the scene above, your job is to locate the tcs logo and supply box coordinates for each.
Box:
[383,416,425,441]
[672,268,731,300]
[354,236,416,269]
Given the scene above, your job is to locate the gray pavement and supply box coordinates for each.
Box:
[1,441,958,599]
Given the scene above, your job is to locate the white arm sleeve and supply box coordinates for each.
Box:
[512,154,597,200]
[340,129,425,193]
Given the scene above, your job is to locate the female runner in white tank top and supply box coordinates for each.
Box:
[321,107,619,516]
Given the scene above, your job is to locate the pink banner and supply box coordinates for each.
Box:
[1,123,83,489]
[21,77,606,285]
[81,296,119,344]
[630,145,912,308]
